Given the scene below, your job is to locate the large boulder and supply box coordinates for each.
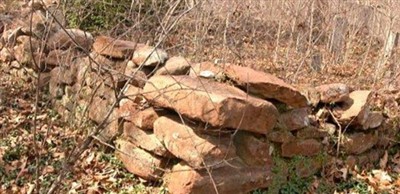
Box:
[154,116,236,168]
[189,63,308,108]
[224,65,308,108]
[164,161,271,194]
[92,36,145,59]
[144,75,278,134]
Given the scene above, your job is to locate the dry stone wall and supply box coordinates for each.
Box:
[0,2,389,193]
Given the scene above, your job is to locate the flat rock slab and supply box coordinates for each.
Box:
[155,56,191,75]
[296,126,330,139]
[115,138,166,181]
[336,90,372,126]
[132,45,168,66]
[93,36,145,59]
[144,75,278,134]
[224,65,309,108]
[47,28,93,50]
[189,62,224,78]
[164,161,271,194]
[123,122,170,157]
[154,116,236,168]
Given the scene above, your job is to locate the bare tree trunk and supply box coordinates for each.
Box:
[329,16,348,64]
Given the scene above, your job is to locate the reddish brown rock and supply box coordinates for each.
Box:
[123,60,136,72]
[0,47,13,62]
[189,62,224,77]
[224,64,308,108]
[298,86,320,107]
[296,126,329,139]
[154,116,236,168]
[47,29,93,50]
[118,85,142,120]
[336,90,372,126]
[88,96,116,124]
[362,111,383,130]
[74,57,91,85]
[115,138,165,181]
[49,66,75,86]
[345,156,358,169]
[278,108,310,131]
[90,52,120,67]
[144,75,278,134]
[123,122,170,157]
[132,45,168,66]
[281,139,322,158]
[94,83,116,102]
[267,130,296,143]
[82,53,131,88]
[315,83,350,103]
[155,56,191,75]
[233,131,272,166]
[93,36,145,59]
[164,161,271,194]
[294,157,323,178]
[127,107,160,130]
[320,123,337,135]
[123,63,148,88]
[347,149,384,168]
[38,72,51,88]
[45,49,78,67]
[13,36,42,67]
[358,149,384,166]
[20,10,53,38]
[342,132,378,155]
[122,84,142,101]
[98,119,122,142]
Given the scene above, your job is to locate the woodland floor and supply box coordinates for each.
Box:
[1,56,400,194]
